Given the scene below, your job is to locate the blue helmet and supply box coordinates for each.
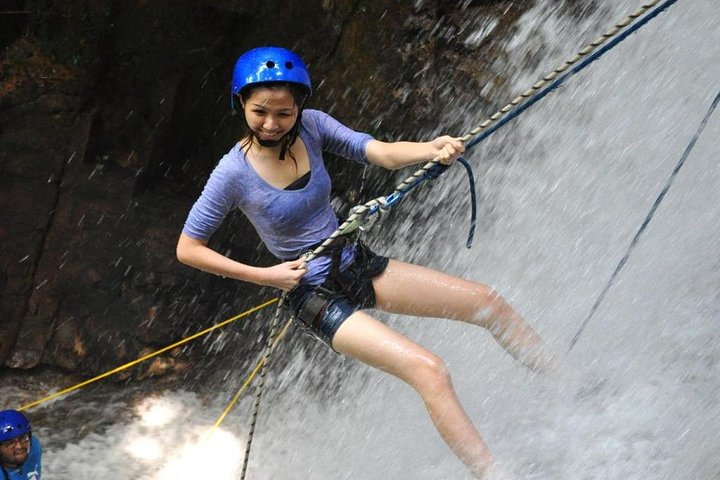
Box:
[0,410,31,442]
[231,46,312,111]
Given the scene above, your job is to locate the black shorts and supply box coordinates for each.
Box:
[285,242,389,349]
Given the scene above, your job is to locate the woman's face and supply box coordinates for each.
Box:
[242,86,298,144]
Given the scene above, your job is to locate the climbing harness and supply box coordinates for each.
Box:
[568,88,720,351]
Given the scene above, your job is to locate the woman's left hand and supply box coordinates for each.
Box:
[431,136,465,165]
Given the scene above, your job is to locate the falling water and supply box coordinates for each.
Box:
[4,1,719,478]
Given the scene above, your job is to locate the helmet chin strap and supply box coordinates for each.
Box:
[256,137,282,148]
[249,123,300,161]
[250,132,287,160]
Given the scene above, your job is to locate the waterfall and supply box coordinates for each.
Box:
[11,1,719,478]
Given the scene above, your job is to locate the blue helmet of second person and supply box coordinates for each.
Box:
[0,410,31,442]
[231,46,312,111]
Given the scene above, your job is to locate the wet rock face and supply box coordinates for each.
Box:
[0,0,528,376]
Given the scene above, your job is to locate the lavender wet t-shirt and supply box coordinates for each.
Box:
[183,109,374,285]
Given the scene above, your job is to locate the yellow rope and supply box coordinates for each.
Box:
[207,318,293,437]
[17,297,279,412]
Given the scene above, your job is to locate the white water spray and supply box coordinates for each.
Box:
[6,1,719,478]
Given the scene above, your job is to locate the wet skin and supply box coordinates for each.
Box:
[0,434,30,468]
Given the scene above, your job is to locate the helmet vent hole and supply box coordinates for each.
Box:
[285,61,294,70]
[265,61,276,68]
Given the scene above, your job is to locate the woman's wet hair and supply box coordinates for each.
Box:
[238,82,309,164]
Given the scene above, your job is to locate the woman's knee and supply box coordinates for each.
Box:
[408,351,453,394]
[469,284,507,325]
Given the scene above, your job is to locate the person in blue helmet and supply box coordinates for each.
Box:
[177,46,554,479]
[0,410,41,480]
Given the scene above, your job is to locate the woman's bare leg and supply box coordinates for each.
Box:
[332,311,496,479]
[373,259,555,373]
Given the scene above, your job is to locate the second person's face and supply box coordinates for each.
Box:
[0,433,30,468]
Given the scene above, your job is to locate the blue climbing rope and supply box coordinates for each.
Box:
[364,157,478,248]
[569,88,720,351]
[465,0,679,150]
[340,0,681,255]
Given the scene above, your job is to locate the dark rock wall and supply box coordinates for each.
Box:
[1,0,537,377]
